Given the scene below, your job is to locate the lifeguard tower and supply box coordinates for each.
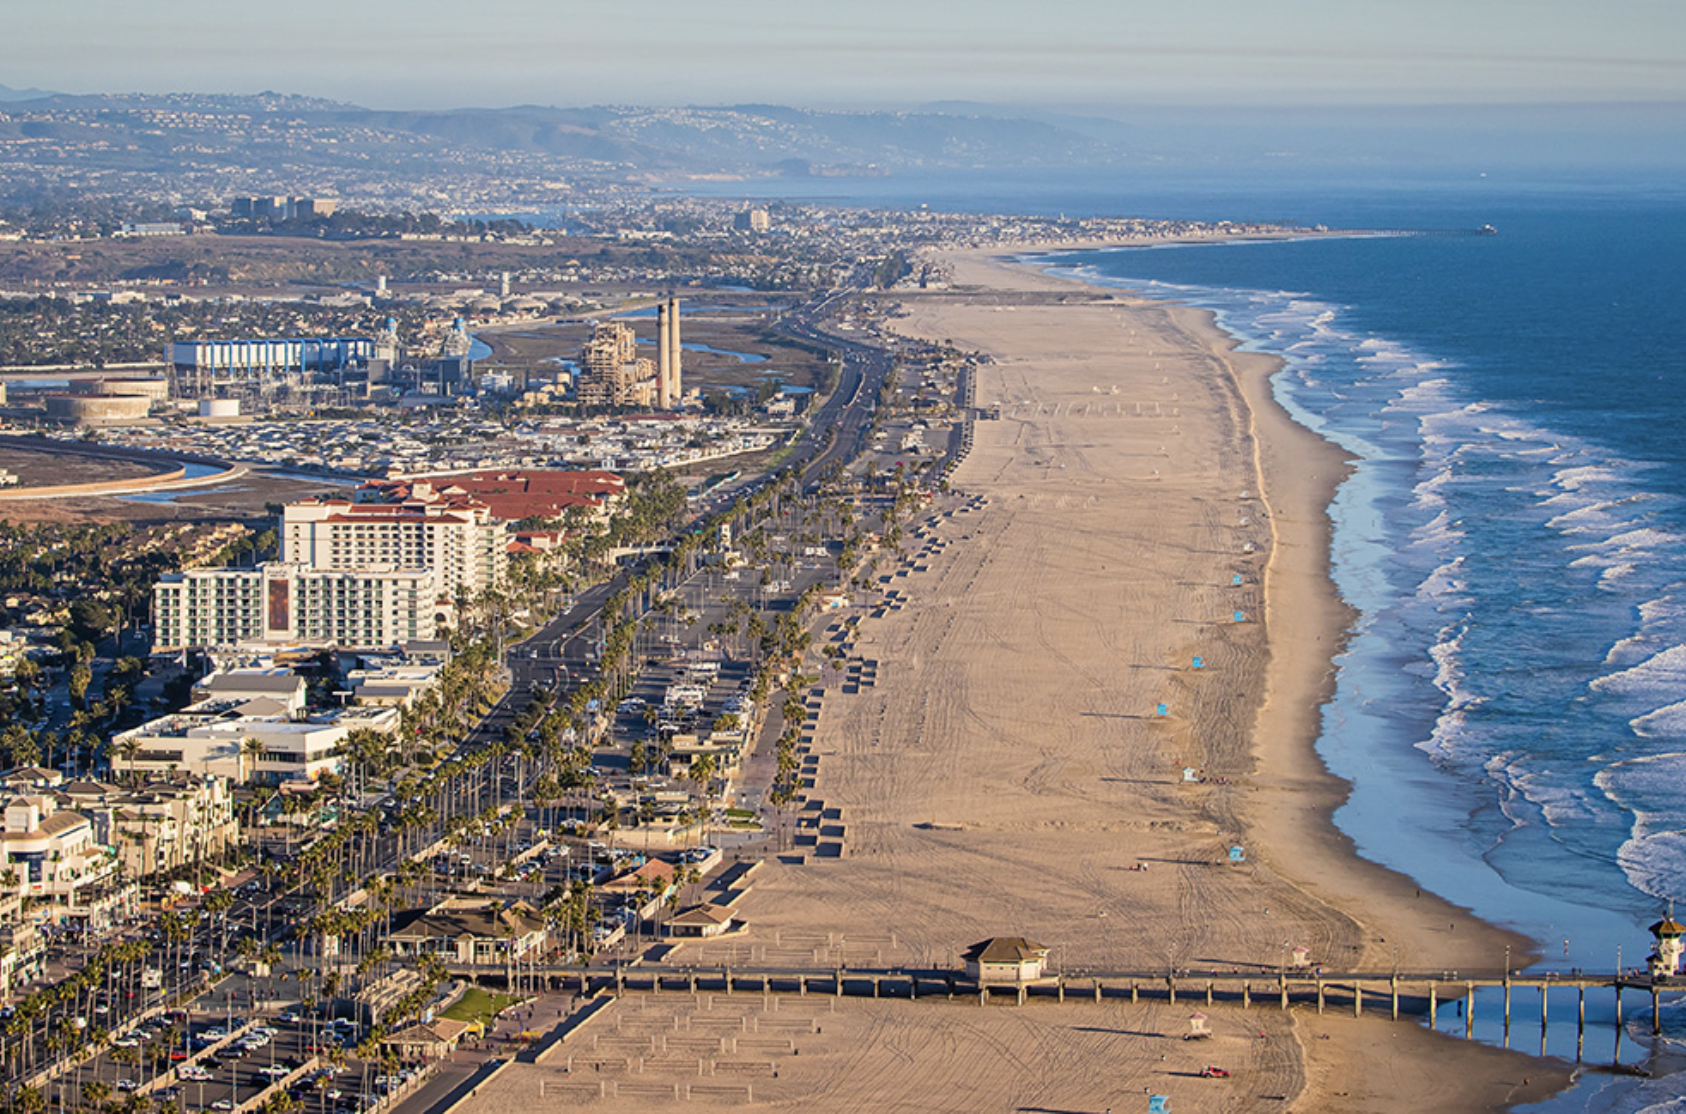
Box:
[1647,910,1684,981]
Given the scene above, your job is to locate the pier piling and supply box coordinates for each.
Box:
[1504,975,1513,1046]
[1577,987,1585,1061]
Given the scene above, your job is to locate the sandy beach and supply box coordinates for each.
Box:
[449,248,1571,1111]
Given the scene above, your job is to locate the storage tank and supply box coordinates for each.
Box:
[198,398,241,419]
[44,394,151,424]
[69,377,169,401]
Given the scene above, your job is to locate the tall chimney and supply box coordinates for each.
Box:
[656,302,672,409]
[667,297,682,404]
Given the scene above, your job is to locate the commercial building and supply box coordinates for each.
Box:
[230,196,339,221]
[366,470,625,523]
[108,708,348,786]
[0,792,127,927]
[149,473,615,654]
[384,899,549,965]
[190,668,308,715]
[281,494,507,601]
[732,208,770,233]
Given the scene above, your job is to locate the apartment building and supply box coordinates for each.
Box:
[152,563,442,652]
[60,775,238,881]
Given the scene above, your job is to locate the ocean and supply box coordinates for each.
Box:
[684,167,1686,1106]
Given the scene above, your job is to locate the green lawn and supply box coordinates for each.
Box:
[440,987,521,1028]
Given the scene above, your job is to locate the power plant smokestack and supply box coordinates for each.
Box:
[656,302,673,409]
[666,297,682,406]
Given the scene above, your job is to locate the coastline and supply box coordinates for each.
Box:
[920,245,1566,1108]
[451,239,1575,1113]
[989,239,1547,968]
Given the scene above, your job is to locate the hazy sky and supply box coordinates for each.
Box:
[5,0,1685,111]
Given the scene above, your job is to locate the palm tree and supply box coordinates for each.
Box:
[240,737,266,785]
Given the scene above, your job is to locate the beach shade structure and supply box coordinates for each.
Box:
[1229,845,1246,864]
[1149,1098,1172,1114]
[1183,767,1199,782]
[1231,573,1243,586]
[1292,946,1311,968]
[1156,702,1169,716]
[1186,1013,1211,1039]
[1233,611,1246,623]
[1192,656,1204,669]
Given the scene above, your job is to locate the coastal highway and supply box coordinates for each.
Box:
[768,287,893,490]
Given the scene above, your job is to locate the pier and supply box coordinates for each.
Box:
[447,962,1680,1052]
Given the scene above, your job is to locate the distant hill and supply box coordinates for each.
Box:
[2,93,1126,179]
[0,82,58,103]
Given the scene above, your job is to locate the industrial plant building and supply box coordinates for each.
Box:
[573,299,684,410]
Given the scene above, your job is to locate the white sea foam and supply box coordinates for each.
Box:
[1407,511,1464,553]
[1418,706,1469,761]
[1553,464,1627,491]
[1506,762,1602,826]
[1416,555,1468,600]
[1632,699,1686,739]
[1547,499,1633,532]
[1592,644,1686,697]
[1600,562,1640,588]
[1599,753,1686,901]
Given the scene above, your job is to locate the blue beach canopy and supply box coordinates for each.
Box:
[1192,656,1204,669]
[1233,610,1245,622]
[1156,702,1168,716]
[1149,1097,1171,1113]
[1231,573,1243,586]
